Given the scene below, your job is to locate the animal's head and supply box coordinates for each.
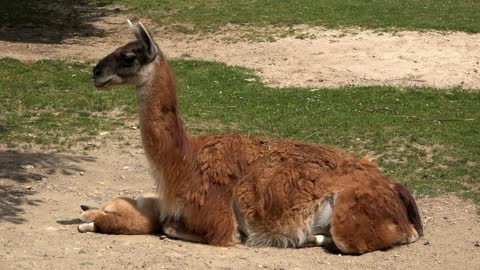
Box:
[93,20,159,88]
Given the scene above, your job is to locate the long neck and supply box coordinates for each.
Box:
[136,57,190,169]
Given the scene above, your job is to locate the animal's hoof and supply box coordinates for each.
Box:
[78,225,86,233]
[78,222,95,233]
[163,226,177,237]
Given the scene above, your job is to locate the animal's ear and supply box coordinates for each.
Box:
[80,205,98,212]
[127,19,140,38]
[127,19,158,62]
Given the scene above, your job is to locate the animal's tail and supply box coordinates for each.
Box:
[395,184,423,237]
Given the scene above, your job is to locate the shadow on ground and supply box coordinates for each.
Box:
[0,150,96,182]
[0,185,40,224]
[0,0,117,44]
[0,150,96,223]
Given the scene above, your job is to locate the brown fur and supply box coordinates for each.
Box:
[78,193,161,235]
[92,21,423,253]
[78,193,206,243]
[234,143,422,253]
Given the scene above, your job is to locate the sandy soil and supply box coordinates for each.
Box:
[0,135,479,270]
[1,7,479,270]
[1,13,480,89]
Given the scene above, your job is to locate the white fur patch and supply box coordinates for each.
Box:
[135,61,157,105]
[311,196,335,235]
[314,235,332,246]
[78,222,96,233]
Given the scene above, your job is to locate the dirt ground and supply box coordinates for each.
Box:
[1,7,479,270]
[0,134,479,270]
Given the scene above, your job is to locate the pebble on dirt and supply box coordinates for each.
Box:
[21,164,35,170]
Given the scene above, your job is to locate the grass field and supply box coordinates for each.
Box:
[0,58,478,203]
[2,1,479,34]
[0,59,129,147]
[114,0,480,33]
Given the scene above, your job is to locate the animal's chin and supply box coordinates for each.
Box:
[94,77,113,88]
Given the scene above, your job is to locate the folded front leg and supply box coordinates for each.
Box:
[78,206,102,233]
[162,222,206,243]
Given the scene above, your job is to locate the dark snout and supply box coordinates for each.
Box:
[92,65,102,79]
[92,55,115,88]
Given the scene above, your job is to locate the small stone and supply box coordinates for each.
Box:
[25,185,32,190]
[22,165,35,170]
[46,226,59,232]
[123,166,129,170]
[79,172,84,176]
[99,131,110,136]
[423,240,431,246]
[159,235,167,240]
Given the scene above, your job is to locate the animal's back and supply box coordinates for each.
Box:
[233,141,422,252]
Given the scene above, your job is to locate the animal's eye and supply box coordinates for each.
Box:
[122,52,136,65]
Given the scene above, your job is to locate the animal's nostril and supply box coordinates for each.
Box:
[93,67,102,77]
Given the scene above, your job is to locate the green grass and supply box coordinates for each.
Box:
[0,59,135,148]
[0,58,479,204]
[114,0,480,33]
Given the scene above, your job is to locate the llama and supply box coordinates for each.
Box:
[91,20,422,254]
[78,193,161,234]
[77,192,204,242]
[76,192,329,246]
